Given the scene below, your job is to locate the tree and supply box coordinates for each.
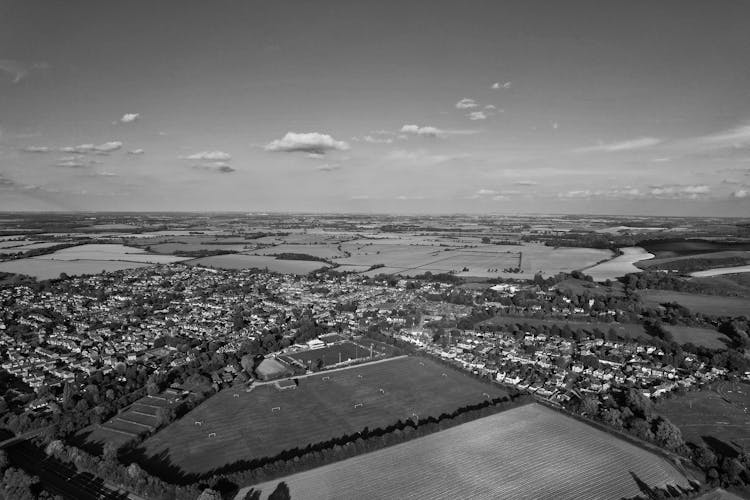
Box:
[102,441,119,462]
[0,450,8,474]
[654,417,684,451]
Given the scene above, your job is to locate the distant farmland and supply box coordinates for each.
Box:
[187,254,329,274]
[243,404,690,500]
[138,356,507,476]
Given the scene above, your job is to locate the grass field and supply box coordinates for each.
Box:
[281,341,383,368]
[138,356,507,476]
[657,382,750,452]
[662,325,731,349]
[639,289,750,317]
[242,403,690,500]
[35,244,190,263]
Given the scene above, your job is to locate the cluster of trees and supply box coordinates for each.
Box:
[567,388,750,490]
[0,450,57,500]
[568,389,688,454]
[624,270,750,299]
[40,439,201,500]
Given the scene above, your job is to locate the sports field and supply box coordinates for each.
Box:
[138,356,507,475]
[242,403,690,500]
[280,341,383,368]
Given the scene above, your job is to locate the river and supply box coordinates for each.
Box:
[583,247,655,282]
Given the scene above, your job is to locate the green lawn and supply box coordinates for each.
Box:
[138,356,507,476]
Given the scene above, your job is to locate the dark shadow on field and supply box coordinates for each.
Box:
[623,471,694,500]
[702,435,740,458]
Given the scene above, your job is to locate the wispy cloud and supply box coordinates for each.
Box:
[61,141,123,154]
[491,81,511,90]
[385,149,466,166]
[127,148,145,155]
[513,180,538,186]
[455,98,478,109]
[55,156,101,168]
[400,125,442,137]
[265,132,349,154]
[120,113,140,123]
[468,111,487,121]
[315,163,342,172]
[22,146,51,153]
[362,135,393,144]
[573,137,662,153]
[0,59,49,83]
[182,150,232,161]
[400,124,478,138]
[192,162,235,173]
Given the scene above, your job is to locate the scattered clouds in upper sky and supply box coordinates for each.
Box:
[120,113,140,123]
[127,149,145,155]
[573,137,662,153]
[22,146,51,153]
[0,59,49,83]
[192,162,235,173]
[182,150,232,161]
[491,81,512,90]
[400,124,442,137]
[468,111,487,121]
[455,98,478,109]
[61,141,124,154]
[400,124,478,138]
[265,132,349,154]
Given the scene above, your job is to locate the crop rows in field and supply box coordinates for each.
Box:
[138,356,507,476]
[245,404,690,500]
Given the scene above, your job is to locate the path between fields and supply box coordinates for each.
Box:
[252,355,410,387]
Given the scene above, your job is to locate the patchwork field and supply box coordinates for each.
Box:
[639,290,750,317]
[243,403,690,500]
[334,241,611,278]
[138,356,507,476]
[657,382,750,452]
[187,254,329,274]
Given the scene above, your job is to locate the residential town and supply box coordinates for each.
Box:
[1,263,745,423]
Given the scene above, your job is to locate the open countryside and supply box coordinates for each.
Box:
[244,403,691,500]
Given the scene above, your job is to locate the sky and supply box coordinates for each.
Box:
[1,0,750,215]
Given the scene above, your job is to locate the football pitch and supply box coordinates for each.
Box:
[138,356,507,476]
